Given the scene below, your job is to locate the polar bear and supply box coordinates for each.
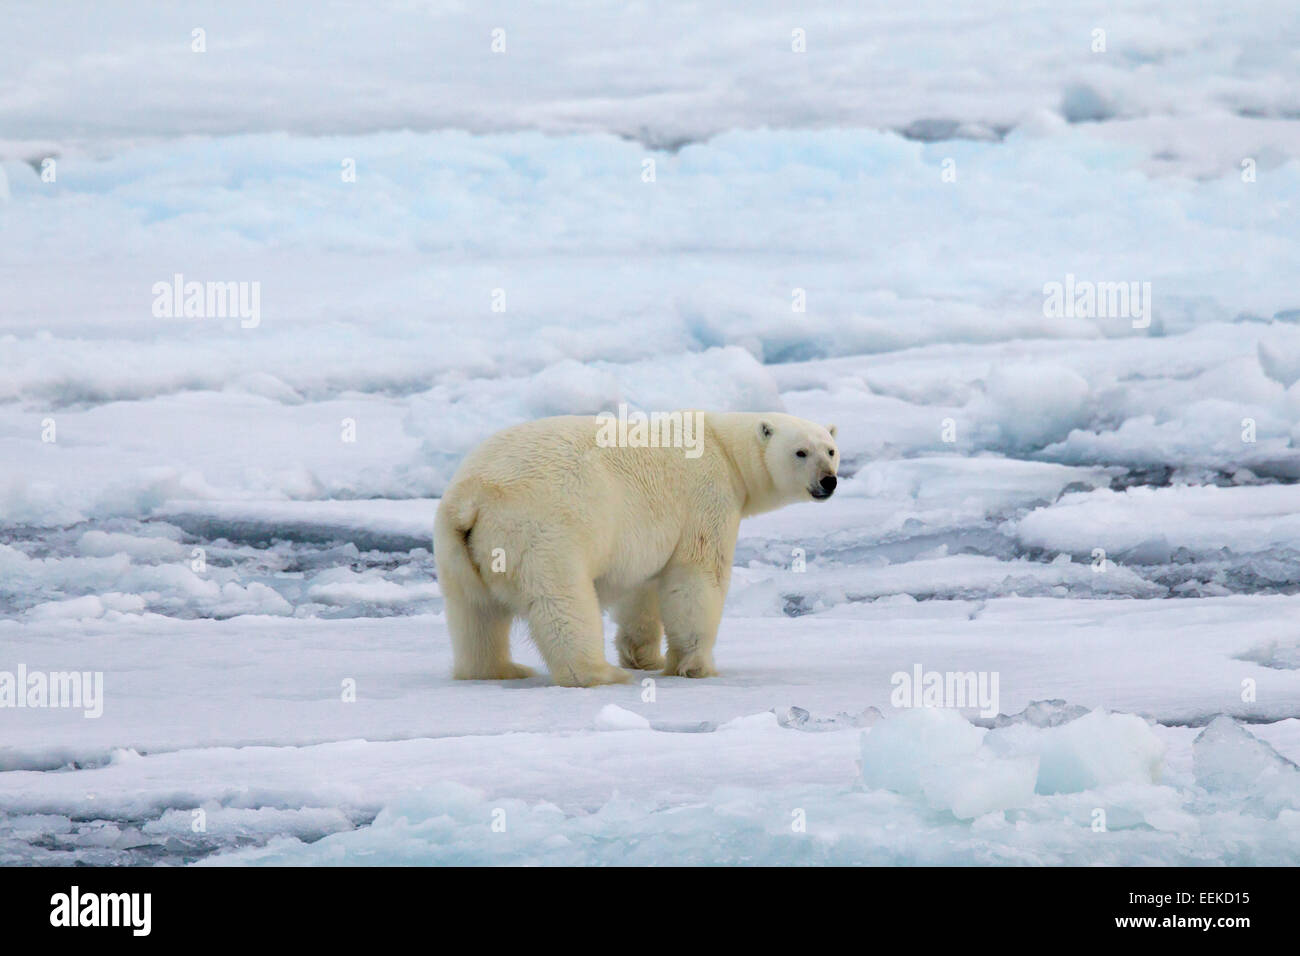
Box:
[434,411,838,686]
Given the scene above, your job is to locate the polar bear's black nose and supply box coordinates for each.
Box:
[820,475,837,493]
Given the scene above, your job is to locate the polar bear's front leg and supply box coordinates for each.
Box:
[614,586,665,670]
[657,565,725,678]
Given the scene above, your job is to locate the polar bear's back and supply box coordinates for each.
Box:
[456,415,597,485]
[441,415,710,588]
[446,415,703,527]
[453,415,704,487]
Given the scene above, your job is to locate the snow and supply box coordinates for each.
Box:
[1012,484,1300,557]
[3,593,1299,863]
[2,0,1299,865]
[594,705,652,732]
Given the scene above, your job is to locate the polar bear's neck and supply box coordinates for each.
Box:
[705,413,781,517]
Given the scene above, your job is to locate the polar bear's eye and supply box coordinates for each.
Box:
[795,449,807,458]
[828,449,835,457]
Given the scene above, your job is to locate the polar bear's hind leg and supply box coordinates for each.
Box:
[614,585,665,670]
[445,590,535,681]
[523,560,630,687]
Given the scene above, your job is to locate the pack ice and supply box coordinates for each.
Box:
[1,0,1299,865]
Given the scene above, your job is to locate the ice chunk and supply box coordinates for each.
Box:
[1235,642,1300,671]
[859,709,1037,819]
[975,363,1091,451]
[921,749,1039,820]
[76,530,185,562]
[977,699,1090,729]
[987,709,1164,794]
[1193,715,1300,794]
[776,705,881,732]
[1258,339,1300,389]
[776,705,812,729]
[859,708,985,797]
[862,709,1164,813]
[1060,83,1116,123]
[594,705,651,731]
[1012,484,1300,560]
[718,712,780,733]
[646,720,717,734]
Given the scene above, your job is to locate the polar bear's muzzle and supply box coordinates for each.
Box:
[809,474,837,500]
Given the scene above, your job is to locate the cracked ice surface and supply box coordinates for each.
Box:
[2,0,1299,864]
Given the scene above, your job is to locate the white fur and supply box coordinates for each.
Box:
[434,412,839,687]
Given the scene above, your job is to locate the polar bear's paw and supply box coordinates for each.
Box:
[498,662,537,680]
[553,661,632,688]
[617,643,666,671]
[453,661,537,681]
[664,653,718,679]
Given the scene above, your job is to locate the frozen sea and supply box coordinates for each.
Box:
[1,0,1299,865]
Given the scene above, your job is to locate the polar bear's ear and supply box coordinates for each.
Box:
[757,421,774,443]
[827,424,838,439]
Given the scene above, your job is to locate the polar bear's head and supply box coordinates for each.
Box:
[757,416,839,503]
